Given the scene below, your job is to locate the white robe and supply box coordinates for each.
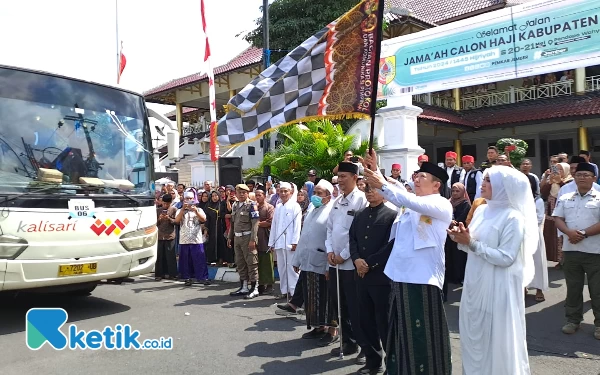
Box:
[458,205,531,375]
[268,200,302,295]
[528,197,549,291]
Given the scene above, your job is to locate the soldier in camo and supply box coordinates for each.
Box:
[228,184,261,298]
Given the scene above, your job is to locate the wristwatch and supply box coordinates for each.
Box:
[381,184,388,192]
[580,230,588,238]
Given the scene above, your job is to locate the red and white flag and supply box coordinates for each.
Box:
[117,41,126,84]
[201,0,218,162]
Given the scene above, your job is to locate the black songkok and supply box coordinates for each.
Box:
[576,162,596,175]
[418,162,449,185]
[338,162,359,175]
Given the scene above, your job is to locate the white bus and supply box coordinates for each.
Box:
[0,65,179,295]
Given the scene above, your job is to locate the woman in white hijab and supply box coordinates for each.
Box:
[448,166,537,375]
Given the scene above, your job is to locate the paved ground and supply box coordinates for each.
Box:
[0,264,599,375]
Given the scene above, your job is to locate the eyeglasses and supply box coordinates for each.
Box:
[574,173,595,179]
[364,184,372,192]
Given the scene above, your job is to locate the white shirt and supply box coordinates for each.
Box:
[381,183,453,290]
[557,180,600,198]
[529,173,540,196]
[176,208,205,244]
[325,187,368,270]
[268,199,302,251]
[462,168,482,200]
[552,188,600,254]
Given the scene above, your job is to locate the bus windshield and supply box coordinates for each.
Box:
[0,66,152,195]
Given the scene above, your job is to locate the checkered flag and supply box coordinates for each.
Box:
[217,0,383,146]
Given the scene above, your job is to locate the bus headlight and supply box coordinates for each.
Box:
[0,235,29,259]
[119,225,157,251]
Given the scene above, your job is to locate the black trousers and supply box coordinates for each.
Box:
[357,282,390,368]
[156,239,178,277]
[290,271,305,308]
[328,267,365,348]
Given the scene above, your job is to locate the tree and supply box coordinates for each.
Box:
[244,0,361,62]
[244,119,373,187]
[496,138,528,167]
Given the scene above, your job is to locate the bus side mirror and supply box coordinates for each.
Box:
[146,106,180,160]
[167,132,179,160]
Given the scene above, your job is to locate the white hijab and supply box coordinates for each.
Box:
[485,166,538,287]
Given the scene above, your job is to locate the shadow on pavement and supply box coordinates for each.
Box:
[248,354,357,375]
[0,284,130,336]
[443,283,462,334]
[546,266,567,291]
[526,298,600,358]
[245,317,304,333]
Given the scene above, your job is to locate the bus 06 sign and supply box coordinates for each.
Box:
[377,0,600,97]
[68,199,96,220]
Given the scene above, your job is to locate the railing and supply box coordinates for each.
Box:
[413,93,429,104]
[586,75,600,92]
[461,90,511,109]
[432,96,455,109]
[515,80,572,102]
[414,80,577,110]
[412,93,455,109]
[182,117,210,136]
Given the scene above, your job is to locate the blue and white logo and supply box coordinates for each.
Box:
[26,308,173,350]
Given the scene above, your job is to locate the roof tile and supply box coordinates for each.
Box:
[388,0,514,24]
[146,0,537,99]
[418,92,600,128]
[144,47,263,97]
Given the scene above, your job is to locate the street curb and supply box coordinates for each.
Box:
[151,266,280,283]
[208,266,280,282]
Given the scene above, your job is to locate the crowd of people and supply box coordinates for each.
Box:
[152,145,600,375]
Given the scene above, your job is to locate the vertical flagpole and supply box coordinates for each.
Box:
[202,0,219,165]
[367,0,386,159]
[116,0,120,83]
[262,0,271,181]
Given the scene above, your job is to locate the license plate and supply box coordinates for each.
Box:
[58,263,98,277]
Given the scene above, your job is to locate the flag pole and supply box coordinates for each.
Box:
[115,0,120,83]
[262,0,271,180]
[367,0,386,160]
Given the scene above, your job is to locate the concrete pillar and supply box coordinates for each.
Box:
[509,86,516,103]
[579,125,589,151]
[575,67,586,93]
[376,95,425,181]
[176,103,184,135]
[454,139,463,166]
[453,88,461,110]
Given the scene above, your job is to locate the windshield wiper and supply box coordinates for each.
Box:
[101,186,143,206]
[75,184,143,206]
[0,184,145,207]
[0,185,63,204]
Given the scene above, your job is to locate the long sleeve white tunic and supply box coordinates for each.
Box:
[458,205,531,375]
[268,200,302,251]
[380,183,453,290]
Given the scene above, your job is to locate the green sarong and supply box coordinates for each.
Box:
[258,251,274,285]
[387,282,452,375]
